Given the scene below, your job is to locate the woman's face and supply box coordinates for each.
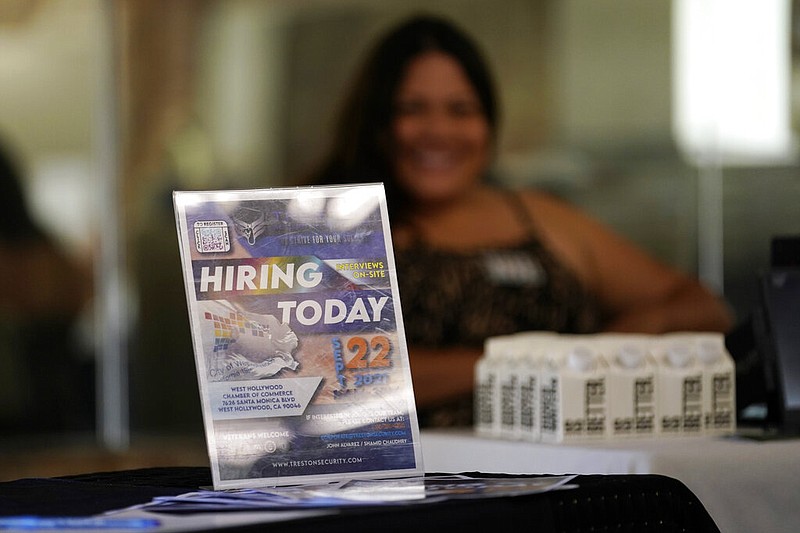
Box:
[390,51,491,205]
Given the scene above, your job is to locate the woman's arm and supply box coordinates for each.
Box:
[600,274,734,334]
[0,240,91,318]
[407,344,483,408]
[526,191,735,334]
[587,226,734,334]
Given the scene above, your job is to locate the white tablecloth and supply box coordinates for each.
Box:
[419,429,800,533]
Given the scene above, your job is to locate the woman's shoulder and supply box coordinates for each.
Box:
[511,187,599,283]
[513,188,589,228]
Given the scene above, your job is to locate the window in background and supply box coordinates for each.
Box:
[673,0,799,318]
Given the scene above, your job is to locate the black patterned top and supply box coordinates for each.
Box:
[394,192,604,426]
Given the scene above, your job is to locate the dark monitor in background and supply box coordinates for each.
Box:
[759,269,800,433]
[771,235,800,268]
[727,267,800,436]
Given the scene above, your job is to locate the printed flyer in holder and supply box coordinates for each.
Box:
[173,184,424,489]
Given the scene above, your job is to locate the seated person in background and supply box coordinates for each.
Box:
[0,148,89,319]
[301,14,734,426]
[0,139,93,432]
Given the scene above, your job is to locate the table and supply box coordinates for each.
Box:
[420,429,800,533]
[0,466,718,532]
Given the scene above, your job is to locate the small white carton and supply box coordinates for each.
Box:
[540,336,609,443]
[497,348,524,440]
[508,332,555,442]
[653,334,704,436]
[603,334,658,439]
[474,334,517,438]
[695,333,737,436]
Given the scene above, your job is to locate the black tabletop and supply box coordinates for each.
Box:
[0,467,720,532]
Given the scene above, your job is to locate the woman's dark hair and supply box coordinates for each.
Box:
[303,14,499,219]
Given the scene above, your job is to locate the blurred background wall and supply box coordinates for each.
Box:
[0,0,798,476]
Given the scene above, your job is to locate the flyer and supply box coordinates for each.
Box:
[173,184,424,489]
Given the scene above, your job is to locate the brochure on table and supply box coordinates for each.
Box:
[133,474,579,513]
[174,184,423,489]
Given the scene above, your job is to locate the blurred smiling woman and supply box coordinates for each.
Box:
[303,14,734,426]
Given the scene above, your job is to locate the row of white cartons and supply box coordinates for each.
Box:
[474,331,736,443]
